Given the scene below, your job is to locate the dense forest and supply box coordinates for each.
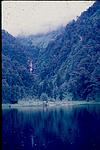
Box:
[2,1,100,103]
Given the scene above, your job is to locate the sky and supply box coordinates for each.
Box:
[2,1,94,36]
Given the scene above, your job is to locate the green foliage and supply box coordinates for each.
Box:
[40,93,48,102]
[2,2,100,103]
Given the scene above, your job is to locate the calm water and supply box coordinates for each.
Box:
[2,104,100,150]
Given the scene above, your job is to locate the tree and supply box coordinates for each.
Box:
[56,73,62,87]
[40,93,48,102]
[38,83,43,98]
[46,81,53,98]
[59,89,64,101]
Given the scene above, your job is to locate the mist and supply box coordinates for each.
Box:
[2,1,94,36]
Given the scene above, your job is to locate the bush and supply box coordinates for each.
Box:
[40,93,48,102]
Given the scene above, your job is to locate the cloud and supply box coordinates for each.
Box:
[2,1,94,36]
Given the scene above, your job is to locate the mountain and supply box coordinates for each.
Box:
[2,1,100,103]
[32,1,100,101]
[17,27,65,49]
[2,30,39,103]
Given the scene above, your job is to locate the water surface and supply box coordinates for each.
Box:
[2,104,100,150]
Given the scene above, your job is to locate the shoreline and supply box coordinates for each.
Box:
[2,101,100,109]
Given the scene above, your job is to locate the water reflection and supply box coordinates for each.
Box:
[2,105,100,150]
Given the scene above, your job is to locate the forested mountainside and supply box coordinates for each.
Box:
[17,27,65,49]
[2,1,100,103]
[2,30,40,103]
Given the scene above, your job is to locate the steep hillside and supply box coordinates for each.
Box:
[2,1,100,103]
[32,1,100,101]
[2,30,39,103]
[17,27,65,49]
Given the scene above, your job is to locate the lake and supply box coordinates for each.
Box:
[2,104,100,150]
